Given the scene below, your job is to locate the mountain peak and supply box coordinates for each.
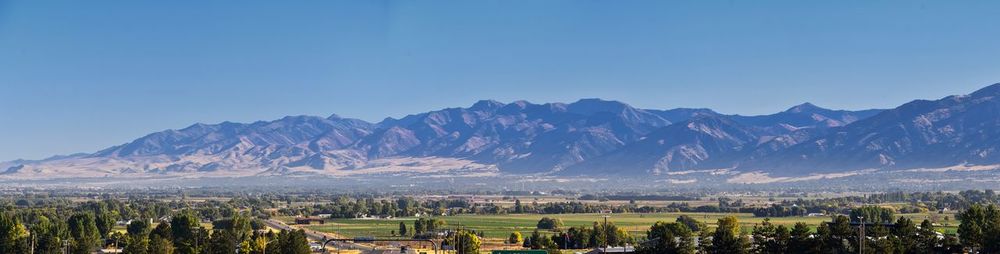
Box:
[469,99,505,112]
[567,98,631,114]
[785,102,826,113]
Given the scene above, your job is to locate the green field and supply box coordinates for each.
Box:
[284,212,960,240]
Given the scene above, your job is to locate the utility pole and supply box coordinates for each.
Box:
[858,216,864,254]
[603,215,610,254]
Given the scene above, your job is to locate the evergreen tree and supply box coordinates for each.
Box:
[891,217,917,253]
[399,221,408,236]
[710,216,749,254]
[868,223,896,254]
[413,218,425,235]
[957,203,989,251]
[820,215,854,253]
[273,229,310,254]
[751,218,788,254]
[787,222,815,253]
[916,219,939,252]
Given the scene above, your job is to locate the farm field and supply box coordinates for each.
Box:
[282,212,957,241]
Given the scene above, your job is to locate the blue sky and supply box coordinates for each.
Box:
[2,1,1000,161]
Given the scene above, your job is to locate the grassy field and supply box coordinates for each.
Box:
[281,211,961,241]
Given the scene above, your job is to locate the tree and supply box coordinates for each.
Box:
[675,215,706,232]
[637,221,694,254]
[514,199,524,213]
[697,229,713,254]
[68,213,101,254]
[868,223,896,254]
[537,217,563,230]
[958,203,988,251]
[892,217,917,253]
[917,219,940,252]
[710,216,749,254]
[850,206,896,224]
[454,230,481,254]
[95,211,117,238]
[787,222,815,253]
[525,229,556,251]
[0,213,28,253]
[399,221,408,236]
[127,219,151,236]
[32,215,67,254]
[124,234,150,254]
[170,212,202,254]
[271,230,310,254]
[148,234,175,254]
[212,214,252,243]
[413,218,425,235]
[205,229,237,254]
[820,215,855,253]
[508,231,522,244]
[959,204,1000,253]
[751,218,788,254]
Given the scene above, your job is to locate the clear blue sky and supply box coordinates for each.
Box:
[2,1,1000,161]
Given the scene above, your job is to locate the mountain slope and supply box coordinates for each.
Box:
[746,83,1000,175]
[562,115,758,175]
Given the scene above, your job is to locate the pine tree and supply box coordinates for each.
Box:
[787,222,815,253]
[399,221,408,236]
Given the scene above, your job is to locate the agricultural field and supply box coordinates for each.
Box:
[285,211,958,241]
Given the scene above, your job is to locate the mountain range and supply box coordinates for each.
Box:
[4,84,1000,181]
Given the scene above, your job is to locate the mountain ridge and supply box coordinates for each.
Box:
[7,84,1000,180]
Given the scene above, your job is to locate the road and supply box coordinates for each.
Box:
[263,219,375,253]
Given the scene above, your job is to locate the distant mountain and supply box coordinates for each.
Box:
[731,103,883,136]
[11,84,1000,180]
[744,83,1000,175]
